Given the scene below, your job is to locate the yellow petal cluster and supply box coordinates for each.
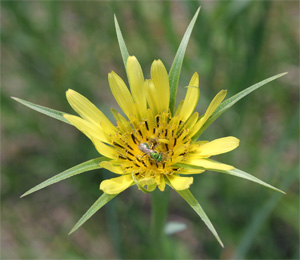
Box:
[64,56,239,194]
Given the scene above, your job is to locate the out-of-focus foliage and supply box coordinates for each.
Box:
[1,1,299,259]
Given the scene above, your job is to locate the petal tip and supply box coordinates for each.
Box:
[128,55,136,61]
[66,89,76,98]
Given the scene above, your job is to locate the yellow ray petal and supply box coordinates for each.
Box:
[167,175,193,190]
[203,90,227,121]
[194,137,240,156]
[99,161,124,174]
[177,168,205,175]
[127,56,147,118]
[190,90,227,137]
[110,108,120,122]
[185,112,199,130]
[66,89,116,134]
[145,79,160,115]
[155,174,161,185]
[151,59,170,113]
[147,183,157,192]
[138,177,156,186]
[179,72,200,122]
[92,139,118,159]
[110,108,132,133]
[175,100,184,116]
[108,71,137,118]
[64,114,110,144]
[100,174,133,194]
[185,158,234,171]
[156,175,166,191]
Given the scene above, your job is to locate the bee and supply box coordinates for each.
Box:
[138,142,163,162]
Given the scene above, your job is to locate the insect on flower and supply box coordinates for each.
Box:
[138,142,163,162]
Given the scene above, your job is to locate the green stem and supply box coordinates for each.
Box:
[150,186,170,256]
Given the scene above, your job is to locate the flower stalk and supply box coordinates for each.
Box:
[150,188,170,255]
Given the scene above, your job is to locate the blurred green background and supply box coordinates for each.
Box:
[1,1,299,259]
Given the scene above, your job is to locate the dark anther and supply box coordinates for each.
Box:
[145,120,149,131]
[113,142,125,149]
[127,144,134,151]
[142,161,147,167]
[165,143,169,151]
[119,155,126,159]
[162,162,165,168]
[134,162,140,167]
[138,129,143,138]
[174,138,177,147]
[165,129,168,137]
[177,131,183,139]
[179,152,186,156]
[156,116,160,127]
[127,151,135,157]
[131,133,137,144]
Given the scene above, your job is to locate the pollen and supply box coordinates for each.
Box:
[110,111,190,189]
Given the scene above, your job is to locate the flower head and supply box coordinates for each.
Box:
[14,8,285,246]
[64,56,239,194]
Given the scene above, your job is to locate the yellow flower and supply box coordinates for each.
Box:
[14,9,285,246]
[64,56,239,194]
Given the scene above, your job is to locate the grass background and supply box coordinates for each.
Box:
[1,1,299,259]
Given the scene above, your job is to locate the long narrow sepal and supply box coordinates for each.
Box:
[21,157,109,198]
[114,14,130,69]
[169,7,201,114]
[12,97,71,124]
[69,193,118,234]
[174,187,224,247]
[192,72,288,140]
[219,167,286,194]
[174,163,285,194]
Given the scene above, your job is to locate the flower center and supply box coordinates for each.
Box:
[111,111,191,184]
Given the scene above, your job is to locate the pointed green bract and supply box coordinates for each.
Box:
[69,192,118,234]
[21,157,109,198]
[193,72,288,140]
[114,14,130,69]
[12,97,71,125]
[220,167,286,194]
[174,162,285,194]
[175,188,224,247]
[169,7,201,114]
